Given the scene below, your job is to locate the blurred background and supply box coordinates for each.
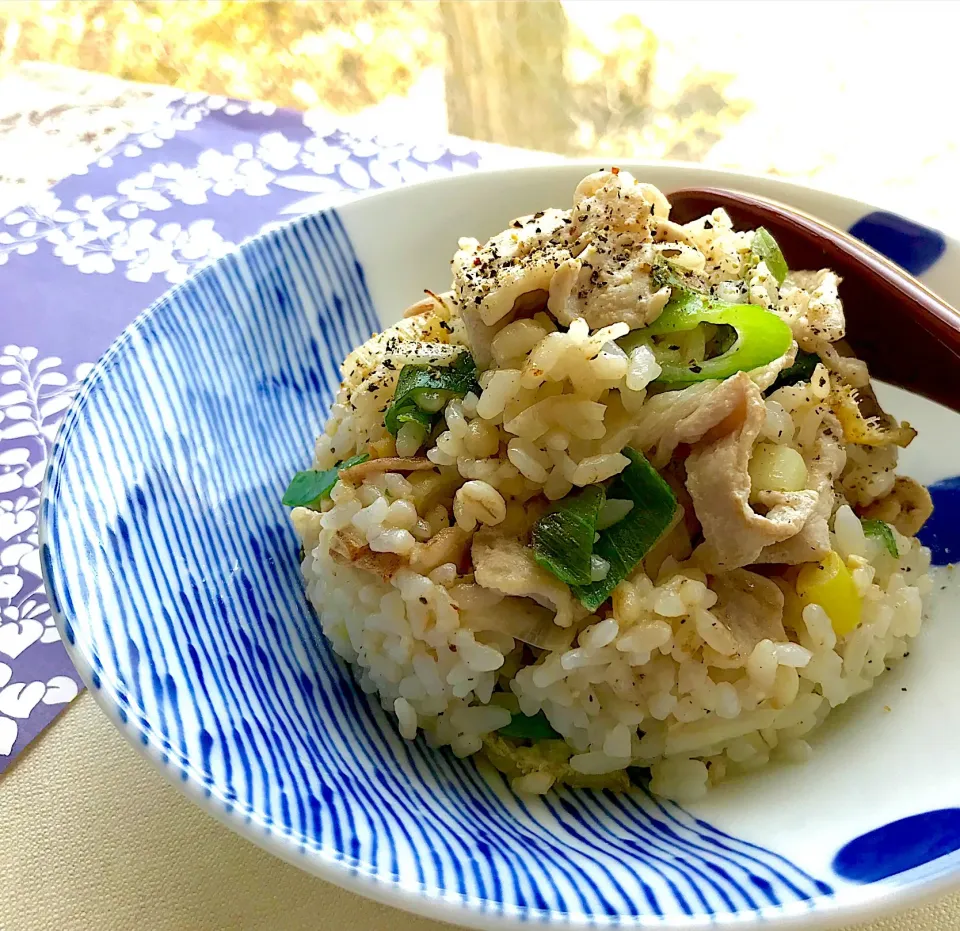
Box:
[0,0,958,230]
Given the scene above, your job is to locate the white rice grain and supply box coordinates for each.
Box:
[512,771,556,794]
[394,697,418,739]
[570,751,630,775]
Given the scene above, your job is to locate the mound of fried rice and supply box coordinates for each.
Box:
[289,170,933,801]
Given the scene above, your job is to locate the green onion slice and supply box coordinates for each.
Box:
[384,352,479,437]
[533,485,606,586]
[388,404,435,437]
[620,295,793,389]
[498,711,561,741]
[651,261,702,299]
[282,453,369,509]
[767,349,821,394]
[861,518,899,558]
[751,227,789,285]
[572,448,680,612]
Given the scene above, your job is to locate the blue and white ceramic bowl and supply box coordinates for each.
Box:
[40,162,960,930]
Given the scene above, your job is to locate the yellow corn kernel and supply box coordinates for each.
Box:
[368,435,396,459]
[795,551,862,637]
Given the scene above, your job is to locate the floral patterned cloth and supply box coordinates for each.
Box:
[0,85,549,773]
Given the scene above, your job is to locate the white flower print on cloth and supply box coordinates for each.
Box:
[0,346,91,630]
[0,102,499,284]
[0,190,239,283]
[0,89,528,771]
[0,661,80,756]
[0,346,91,767]
[89,92,276,171]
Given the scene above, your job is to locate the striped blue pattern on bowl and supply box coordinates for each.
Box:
[39,205,838,926]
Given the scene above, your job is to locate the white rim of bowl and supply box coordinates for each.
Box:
[39,160,959,931]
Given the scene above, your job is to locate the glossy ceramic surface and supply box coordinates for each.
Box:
[40,162,960,930]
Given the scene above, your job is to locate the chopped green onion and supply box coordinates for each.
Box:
[652,260,701,293]
[384,352,479,436]
[415,390,448,413]
[767,349,821,394]
[388,403,435,437]
[751,227,789,285]
[498,711,561,741]
[651,261,704,314]
[532,485,605,586]
[282,453,369,509]
[573,448,679,612]
[862,519,899,557]
[620,296,793,389]
[705,323,738,358]
[396,420,429,457]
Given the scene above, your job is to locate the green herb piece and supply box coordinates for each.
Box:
[751,227,789,285]
[620,296,793,389]
[532,485,606,586]
[388,404,435,436]
[572,448,679,612]
[384,352,479,436]
[766,349,821,394]
[651,261,705,313]
[281,453,369,509]
[862,519,899,558]
[498,711,561,741]
[652,261,700,293]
